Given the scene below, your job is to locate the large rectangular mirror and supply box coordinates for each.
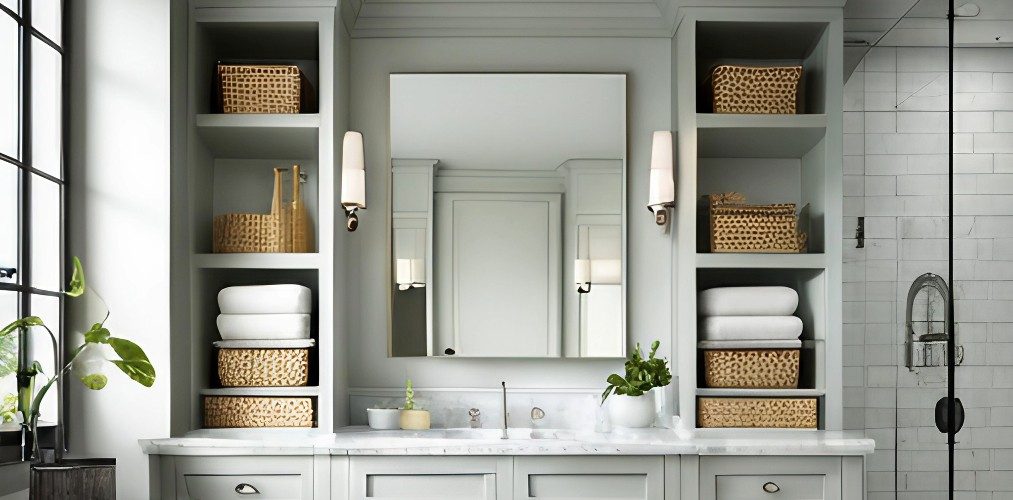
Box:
[388,73,627,358]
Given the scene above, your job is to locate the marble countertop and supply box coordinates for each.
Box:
[139,426,875,457]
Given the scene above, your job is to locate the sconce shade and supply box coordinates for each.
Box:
[574,259,592,284]
[648,131,675,208]
[396,258,412,286]
[341,131,366,208]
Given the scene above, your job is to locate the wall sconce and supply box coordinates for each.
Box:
[395,258,426,291]
[648,130,675,227]
[341,131,366,232]
[575,259,591,294]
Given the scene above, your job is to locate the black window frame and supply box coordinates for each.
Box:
[0,0,67,460]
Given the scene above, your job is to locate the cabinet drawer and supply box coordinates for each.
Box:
[716,474,825,500]
[349,456,511,499]
[514,456,664,500]
[699,456,841,500]
[172,456,314,500]
[184,474,303,499]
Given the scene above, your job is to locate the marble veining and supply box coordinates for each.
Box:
[139,426,875,456]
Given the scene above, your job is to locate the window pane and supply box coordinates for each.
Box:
[30,0,59,46]
[0,291,18,429]
[30,174,58,291]
[0,0,17,16]
[29,293,57,423]
[30,37,59,178]
[0,163,17,284]
[0,13,18,160]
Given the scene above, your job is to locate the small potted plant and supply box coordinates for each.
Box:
[398,379,431,430]
[601,340,671,428]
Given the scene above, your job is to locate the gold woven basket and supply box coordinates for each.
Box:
[710,65,802,114]
[217,64,303,114]
[709,192,807,253]
[218,348,309,387]
[213,165,312,253]
[703,349,800,388]
[697,397,817,428]
[203,396,314,428]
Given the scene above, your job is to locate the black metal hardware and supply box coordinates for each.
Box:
[855,217,865,248]
[577,282,591,294]
[0,267,15,279]
[935,397,964,435]
[762,481,780,493]
[444,347,455,355]
[235,483,261,495]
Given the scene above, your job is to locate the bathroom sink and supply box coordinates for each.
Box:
[397,428,563,441]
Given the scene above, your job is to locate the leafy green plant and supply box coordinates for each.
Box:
[601,340,672,404]
[1,393,15,423]
[403,378,418,410]
[0,257,156,459]
[0,335,16,380]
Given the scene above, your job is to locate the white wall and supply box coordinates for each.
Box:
[347,37,675,409]
[67,1,172,498]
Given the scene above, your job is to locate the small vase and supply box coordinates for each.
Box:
[607,391,657,428]
[399,409,431,430]
[367,408,402,430]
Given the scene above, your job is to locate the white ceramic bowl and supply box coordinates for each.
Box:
[367,408,402,430]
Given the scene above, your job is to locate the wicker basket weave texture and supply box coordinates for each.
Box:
[218,348,309,387]
[709,192,807,253]
[697,397,817,428]
[213,166,312,253]
[218,64,302,114]
[703,349,800,389]
[203,396,314,428]
[711,65,802,114]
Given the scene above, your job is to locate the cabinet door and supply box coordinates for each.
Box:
[172,456,314,500]
[348,456,512,499]
[698,456,841,500]
[513,456,664,500]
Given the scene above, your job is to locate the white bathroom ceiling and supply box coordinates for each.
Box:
[341,0,845,38]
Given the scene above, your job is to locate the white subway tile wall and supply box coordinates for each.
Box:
[845,45,1013,498]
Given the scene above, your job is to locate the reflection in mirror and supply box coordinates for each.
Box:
[388,74,627,358]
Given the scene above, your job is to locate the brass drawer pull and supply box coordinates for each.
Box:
[762,481,780,493]
[235,483,261,495]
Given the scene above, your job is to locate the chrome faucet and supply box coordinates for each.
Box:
[468,408,481,428]
[501,381,508,439]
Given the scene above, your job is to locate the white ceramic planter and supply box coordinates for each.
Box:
[366,408,401,430]
[607,391,657,428]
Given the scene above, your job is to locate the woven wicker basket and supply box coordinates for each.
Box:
[709,192,807,253]
[217,64,303,114]
[203,396,314,428]
[711,65,802,114]
[697,397,817,428]
[218,348,309,387]
[703,349,800,389]
[213,166,312,253]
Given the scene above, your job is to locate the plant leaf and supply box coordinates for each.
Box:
[84,324,110,344]
[1,317,45,337]
[66,256,85,297]
[79,373,108,390]
[109,360,155,387]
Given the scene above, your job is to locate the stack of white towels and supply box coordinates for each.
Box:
[699,286,802,342]
[216,284,312,340]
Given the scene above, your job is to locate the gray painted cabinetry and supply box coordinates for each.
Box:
[153,454,862,499]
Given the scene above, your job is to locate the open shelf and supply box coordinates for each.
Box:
[200,387,320,397]
[193,253,322,269]
[697,340,802,349]
[696,253,826,269]
[696,388,825,397]
[195,114,320,159]
[696,114,827,158]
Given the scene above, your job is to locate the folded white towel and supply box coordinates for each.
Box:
[216,314,311,340]
[218,285,312,314]
[699,316,803,341]
[698,286,798,317]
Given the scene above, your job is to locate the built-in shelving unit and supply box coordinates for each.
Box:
[172,3,338,434]
[674,8,844,433]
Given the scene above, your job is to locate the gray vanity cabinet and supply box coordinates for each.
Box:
[513,456,665,500]
[695,456,862,500]
[347,456,513,499]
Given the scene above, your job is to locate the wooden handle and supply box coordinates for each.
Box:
[271,168,283,217]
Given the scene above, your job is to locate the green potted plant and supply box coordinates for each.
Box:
[1,257,155,461]
[399,379,431,430]
[601,340,671,428]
